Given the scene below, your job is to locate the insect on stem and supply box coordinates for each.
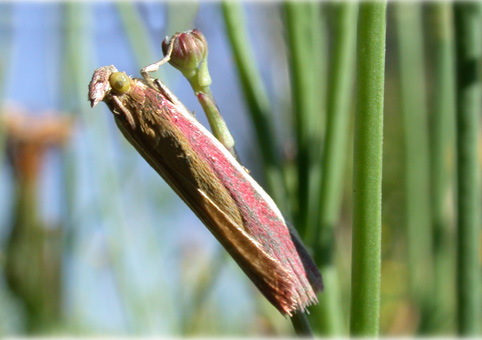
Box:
[88,30,323,318]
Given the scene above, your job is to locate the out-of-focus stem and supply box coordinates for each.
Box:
[284,1,319,237]
[395,2,434,330]
[454,2,482,336]
[291,311,313,337]
[4,113,71,333]
[350,1,386,336]
[311,2,357,336]
[304,2,327,243]
[427,2,456,333]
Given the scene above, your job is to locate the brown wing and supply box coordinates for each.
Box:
[114,113,304,315]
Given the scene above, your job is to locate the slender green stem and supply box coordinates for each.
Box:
[284,1,319,236]
[395,3,434,331]
[291,311,313,337]
[197,90,238,158]
[454,2,482,335]
[350,1,386,336]
[310,2,357,336]
[308,2,326,142]
[221,1,287,211]
[310,267,345,335]
[184,70,239,160]
[427,2,456,333]
[7,172,43,332]
[304,2,327,242]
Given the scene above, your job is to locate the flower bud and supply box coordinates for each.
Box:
[162,29,208,79]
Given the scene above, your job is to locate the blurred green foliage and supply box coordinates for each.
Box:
[0,1,480,337]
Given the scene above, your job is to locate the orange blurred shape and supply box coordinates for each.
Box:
[2,105,74,179]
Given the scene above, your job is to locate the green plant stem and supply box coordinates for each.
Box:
[291,311,313,337]
[454,2,482,336]
[304,2,327,243]
[221,1,287,211]
[395,3,434,331]
[6,171,60,333]
[311,2,358,336]
[350,1,386,336]
[185,78,239,160]
[308,2,326,140]
[284,1,320,236]
[427,2,456,333]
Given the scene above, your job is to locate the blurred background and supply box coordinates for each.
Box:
[0,1,479,337]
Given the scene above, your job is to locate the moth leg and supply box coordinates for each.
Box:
[141,32,181,88]
[112,96,136,129]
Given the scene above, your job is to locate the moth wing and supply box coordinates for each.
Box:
[195,188,299,316]
[114,109,300,315]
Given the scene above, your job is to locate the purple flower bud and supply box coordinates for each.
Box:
[162,29,208,78]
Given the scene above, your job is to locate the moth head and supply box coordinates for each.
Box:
[109,72,131,95]
[88,65,119,108]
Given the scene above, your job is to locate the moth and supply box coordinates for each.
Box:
[88,43,322,316]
